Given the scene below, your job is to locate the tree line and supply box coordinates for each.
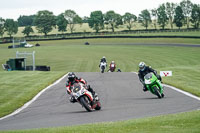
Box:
[0,0,199,38]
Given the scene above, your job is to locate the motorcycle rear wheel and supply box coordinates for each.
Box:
[95,101,101,110]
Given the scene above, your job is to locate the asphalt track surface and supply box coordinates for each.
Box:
[0,72,200,130]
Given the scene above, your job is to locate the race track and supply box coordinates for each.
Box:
[0,72,200,130]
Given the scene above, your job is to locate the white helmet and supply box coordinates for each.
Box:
[139,62,146,71]
[111,61,115,63]
[103,56,106,59]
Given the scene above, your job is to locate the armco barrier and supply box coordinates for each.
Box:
[1,35,200,44]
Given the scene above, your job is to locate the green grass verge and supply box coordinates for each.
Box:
[0,71,65,117]
[0,38,200,132]
[1,110,200,133]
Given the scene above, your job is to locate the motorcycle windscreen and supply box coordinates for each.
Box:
[72,83,81,93]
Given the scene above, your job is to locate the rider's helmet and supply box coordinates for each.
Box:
[111,61,115,64]
[103,56,106,59]
[68,72,76,82]
[139,62,146,71]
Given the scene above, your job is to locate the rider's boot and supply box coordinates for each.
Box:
[143,86,148,92]
[69,96,76,103]
[88,85,99,101]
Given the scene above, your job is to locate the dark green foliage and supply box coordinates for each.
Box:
[17,15,35,26]
[34,10,56,36]
[157,4,169,30]
[180,0,193,29]
[22,26,34,36]
[0,17,5,37]
[56,13,68,33]
[190,4,200,29]
[138,9,151,30]
[123,12,137,31]
[88,11,104,33]
[104,10,123,32]
[174,6,185,29]
[64,10,82,33]
[4,19,18,38]
[151,9,158,29]
[166,2,176,29]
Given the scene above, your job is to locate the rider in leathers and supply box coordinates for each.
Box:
[99,56,107,68]
[100,56,107,63]
[66,72,96,103]
[138,62,162,91]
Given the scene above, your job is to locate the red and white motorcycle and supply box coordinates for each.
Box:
[71,83,101,112]
[108,61,116,72]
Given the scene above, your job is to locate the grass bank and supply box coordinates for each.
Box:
[0,71,65,117]
[1,110,200,133]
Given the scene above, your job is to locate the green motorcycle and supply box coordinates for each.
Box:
[144,72,164,98]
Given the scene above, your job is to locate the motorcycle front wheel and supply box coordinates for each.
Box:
[80,96,92,112]
[153,86,162,99]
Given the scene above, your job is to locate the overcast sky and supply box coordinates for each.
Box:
[0,0,199,20]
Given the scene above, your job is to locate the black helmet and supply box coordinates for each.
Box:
[68,72,76,82]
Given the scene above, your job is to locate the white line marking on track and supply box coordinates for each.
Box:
[0,73,69,121]
[131,72,200,101]
[163,84,200,101]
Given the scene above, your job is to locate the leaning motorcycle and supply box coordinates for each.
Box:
[71,83,101,112]
[144,72,164,98]
[100,62,107,73]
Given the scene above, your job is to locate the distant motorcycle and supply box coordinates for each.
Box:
[144,72,164,98]
[99,62,107,73]
[71,83,101,112]
[108,63,116,72]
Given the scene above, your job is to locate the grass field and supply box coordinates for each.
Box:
[0,38,200,132]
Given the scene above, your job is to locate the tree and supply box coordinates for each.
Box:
[4,19,18,38]
[138,9,151,30]
[0,17,5,37]
[82,16,89,23]
[56,13,68,33]
[151,8,158,30]
[88,11,104,33]
[180,0,193,28]
[190,4,200,29]
[157,4,168,30]
[104,10,123,32]
[166,2,176,29]
[123,12,137,31]
[17,15,35,26]
[22,26,34,36]
[34,10,56,36]
[64,10,82,33]
[174,6,185,29]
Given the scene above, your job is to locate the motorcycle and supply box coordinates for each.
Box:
[100,62,107,73]
[71,83,101,112]
[144,72,164,98]
[108,63,116,72]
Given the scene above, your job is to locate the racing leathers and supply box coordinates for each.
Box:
[100,58,107,63]
[138,66,162,91]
